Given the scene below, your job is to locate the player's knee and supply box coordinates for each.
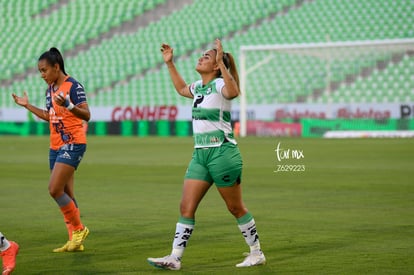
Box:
[179,202,195,217]
[227,205,247,218]
[48,189,58,198]
[48,185,62,198]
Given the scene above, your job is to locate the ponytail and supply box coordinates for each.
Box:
[214,50,240,88]
[223,52,239,88]
[38,47,67,75]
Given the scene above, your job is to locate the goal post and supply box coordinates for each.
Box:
[238,38,414,137]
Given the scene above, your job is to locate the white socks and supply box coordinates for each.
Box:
[168,214,262,260]
[238,218,261,252]
[171,222,194,259]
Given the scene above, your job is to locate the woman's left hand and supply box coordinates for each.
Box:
[54,93,66,106]
[215,38,224,65]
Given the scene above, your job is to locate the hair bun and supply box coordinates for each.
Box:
[49,47,60,54]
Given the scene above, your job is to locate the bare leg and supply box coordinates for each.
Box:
[49,162,75,199]
[216,183,248,218]
[180,179,211,218]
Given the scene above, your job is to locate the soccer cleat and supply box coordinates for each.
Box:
[236,251,266,267]
[67,226,89,252]
[147,255,181,270]
[53,241,84,253]
[1,241,19,275]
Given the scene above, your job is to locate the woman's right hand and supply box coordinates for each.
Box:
[160,43,173,64]
[12,92,29,107]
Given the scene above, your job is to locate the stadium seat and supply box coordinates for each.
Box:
[1,0,413,107]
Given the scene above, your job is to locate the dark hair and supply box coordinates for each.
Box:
[38,47,67,75]
[214,50,240,87]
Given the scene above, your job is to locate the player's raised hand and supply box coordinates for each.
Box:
[215,38,224,65]
[160,43,173,64]
[54,92,67,106]
[54,92,75,110]
[12,91,29,107]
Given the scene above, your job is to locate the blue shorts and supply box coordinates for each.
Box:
[49,144,86,170]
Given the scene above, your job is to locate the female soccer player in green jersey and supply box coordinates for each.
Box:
[147,39,266,270]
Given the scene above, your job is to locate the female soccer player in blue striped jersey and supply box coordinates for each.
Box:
[147,39,266,270]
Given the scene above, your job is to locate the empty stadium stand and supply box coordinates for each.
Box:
[1,0,413,107]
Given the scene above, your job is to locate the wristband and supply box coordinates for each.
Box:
[66,102,75,110]
[61,93,74,110]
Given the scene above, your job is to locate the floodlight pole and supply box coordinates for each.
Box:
[239,49,247,137]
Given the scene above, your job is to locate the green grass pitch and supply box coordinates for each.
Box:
[1,136,413,274]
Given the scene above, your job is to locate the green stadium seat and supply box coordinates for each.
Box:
[1,0,413,107]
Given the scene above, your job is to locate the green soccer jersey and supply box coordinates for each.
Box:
[189,78,237,148]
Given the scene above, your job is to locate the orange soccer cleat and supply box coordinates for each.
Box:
[1,241,19,275]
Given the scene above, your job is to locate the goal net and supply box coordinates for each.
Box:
[238,39,414,137]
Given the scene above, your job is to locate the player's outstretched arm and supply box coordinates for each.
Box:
[160,43,193,99]
[12,92,50,121]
